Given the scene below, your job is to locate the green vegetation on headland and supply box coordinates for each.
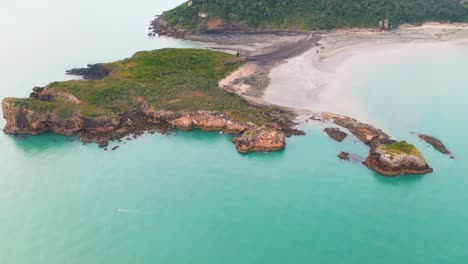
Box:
[161,0,468,31]
[380,141,422,158]
[9,49,269,125]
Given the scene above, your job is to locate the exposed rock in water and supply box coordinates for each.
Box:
[312,112,434,176]
[338,152,350,161]
[244,103,305,137]
[232,126,286,153]
[97,139,109,148]
[324,127,348,142]
[112,146,119,151]
[312,112,389,144]
[364,139,433,176]
[66,64,111,80]
[418,134,451,155]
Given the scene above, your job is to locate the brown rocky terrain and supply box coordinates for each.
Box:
[418,134,452,156]
[338,152,350,161]
[2,97,291,153]
[324,127,348,142]
[312,112,390,144]
[232,126,286,153]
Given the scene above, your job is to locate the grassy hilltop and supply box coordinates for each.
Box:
[162,0,468,31]
[8,49,269,125]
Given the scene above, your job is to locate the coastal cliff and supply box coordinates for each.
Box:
[2,49,299,153]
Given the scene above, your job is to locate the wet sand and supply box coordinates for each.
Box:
[205,32,316,100]
[263,23,468,120]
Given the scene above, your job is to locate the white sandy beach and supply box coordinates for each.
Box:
[263,23,468,122]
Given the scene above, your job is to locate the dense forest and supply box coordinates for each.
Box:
[163,0,468,30]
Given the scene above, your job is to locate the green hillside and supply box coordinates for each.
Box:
[162,0,467,31]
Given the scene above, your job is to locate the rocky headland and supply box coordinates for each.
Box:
[2,49,301,154]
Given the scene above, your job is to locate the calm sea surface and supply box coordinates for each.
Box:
[0,1,467,263]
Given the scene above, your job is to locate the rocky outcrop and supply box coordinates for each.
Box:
[312,112,434,176]
[418,134,451,155]
[364,139,433,176]
[29,87,45,99]
[324,127,348,142]
[149,15,191,39]
[2,98,87,136]
[312,112,389,144]
[232,126,286,153]
[66,64,111,80]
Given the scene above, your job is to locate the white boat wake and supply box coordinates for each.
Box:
[117,208,152,215]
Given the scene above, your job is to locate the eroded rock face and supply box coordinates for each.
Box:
[2,98,85,136]
[364,140,433,176]
[149,111,253,134]
[3,98,290,153]
[232,126,286,153]
[324,127,348,142]
[149,15,190,39]
[313,112,389,144]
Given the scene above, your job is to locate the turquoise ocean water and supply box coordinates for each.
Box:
[0,1,467,263]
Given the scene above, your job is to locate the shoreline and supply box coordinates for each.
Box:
[186,22,468,121]
[259,23,468,121]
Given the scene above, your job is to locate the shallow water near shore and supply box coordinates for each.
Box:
[1,1,468,264]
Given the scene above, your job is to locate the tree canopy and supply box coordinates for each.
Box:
[165,0,468,30]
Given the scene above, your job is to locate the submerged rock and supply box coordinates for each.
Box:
[338,151,350,161]
[324,127,348,142]
[232,126,286,153]
[364,140,433,176]
[418,134,451,155]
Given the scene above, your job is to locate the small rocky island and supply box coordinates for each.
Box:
[364,140,433,176]
[313,112,433,176]
[2,49,299,153]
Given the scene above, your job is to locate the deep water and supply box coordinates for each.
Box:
[0,1,467,263]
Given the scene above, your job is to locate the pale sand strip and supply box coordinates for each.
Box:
[263,23,468,121]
